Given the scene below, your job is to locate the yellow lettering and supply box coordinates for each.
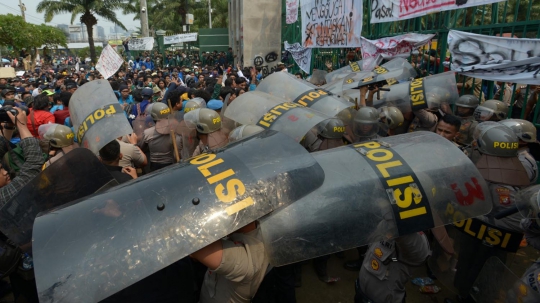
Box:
[464,219,476,237]
[494,142,500,148]
[394,187,414,209]
[333,126,345,133]
[258,120,271,128]
[297,100,307,106]
[190,153,217,165]
[453,211,465,225]
[160,108,171,115]
[270,109,282,115]
[386,175,414,187]
[215,179,246,203]
[226,196,255,216]
[94,109,105,120]
[501,233,512,248]
[411,93,424,103]
[454,219,465,228]
[445,203,455,216]
[309,92,320,99]
[486,228,502,246]
[212,117,221,124]
[477,224,487,240]
[399,207,427,219]
[197,159,224,177]
[85,114,95,125]
[66,133,74,139]
[366,149,393,162]
[105,104,116,115]
[376,160,403,178]
[318,90,327,95]
[208,169,235,184]
[354,142,380,149]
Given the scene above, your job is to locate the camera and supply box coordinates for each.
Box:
[0,107,18,123]
[141,7,146,12]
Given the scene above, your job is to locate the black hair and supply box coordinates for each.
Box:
[167,90,182,107]
[59,92,72,107]
[440,114,461,131]
[110,81,120,91]
[219,86,235,100]
[224,78,234,87]
[132,89,143,102]
[99,140,121,163]
[33,94,50,110]
[193,89,211,102]
[235,77,246,85]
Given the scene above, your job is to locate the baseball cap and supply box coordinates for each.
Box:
[42,90,55,96]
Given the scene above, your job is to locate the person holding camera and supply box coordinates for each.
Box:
[0,107,44,204]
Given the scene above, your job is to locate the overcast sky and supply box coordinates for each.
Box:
[1,0,140,34]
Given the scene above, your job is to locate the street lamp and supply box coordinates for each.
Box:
[156,29,166,64]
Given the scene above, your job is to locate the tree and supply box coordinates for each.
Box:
[76,46,104,59]
[0,14,67,69]
[37,0,128,63]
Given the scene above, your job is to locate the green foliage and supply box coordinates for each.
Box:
[0,14,67,51]
[76,46,104,58]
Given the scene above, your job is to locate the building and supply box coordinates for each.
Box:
[97,26,106,39]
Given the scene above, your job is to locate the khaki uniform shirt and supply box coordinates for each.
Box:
[199,227,269,303]
[118,139,146,168]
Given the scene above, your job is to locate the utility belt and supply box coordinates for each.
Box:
[453,217,523,253]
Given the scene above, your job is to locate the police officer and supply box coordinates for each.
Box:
[353,107,380,142]
[499,119,538,184]
[302,118,346,152]
[177,98,207,159]
[190,108,229,157]
[454,95,479,146]
[228,125,264,143]
[378,106,404,137]
[473,99,509,122]
[42,124,78,169]
[139,103,182,171]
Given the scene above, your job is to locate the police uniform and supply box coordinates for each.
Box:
[455,116,478,146]
[408,109,437,132]
[192,129,229,157]
[139,126,182,171]
[518,147,538,184]
[199,226,269,303]
[43,144,77,169]
[356,233,431,303]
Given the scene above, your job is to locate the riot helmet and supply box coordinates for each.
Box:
[474,99,508,122]
[379,106,404,129]
[228,125,264,143]
[185,108,222,134]
[425,87,450,110]
[184,97,207,113]
[499,119,538,143]
[455,95,479,117]
[44,125,75,148]
[141,88,153,98]
[353,106,379,137]
[473,121,519,157]
[515,185,540,227]
[150,102,171,121]
[316,118,345,139]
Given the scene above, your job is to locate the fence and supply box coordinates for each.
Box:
[281,0,540,121]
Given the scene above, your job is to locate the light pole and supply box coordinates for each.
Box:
[208,0,212,29]
[156,29,166,64]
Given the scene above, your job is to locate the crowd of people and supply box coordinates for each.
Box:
[0,42,539,303]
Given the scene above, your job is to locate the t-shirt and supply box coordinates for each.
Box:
[199,227,269,303]
[27,109,55,137]
[54,108,70,125]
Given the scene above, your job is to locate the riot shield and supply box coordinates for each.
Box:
[354,58,417,89]
[0,148,116,250]
[309,69,328,86]
[378,72,459,112]
[515,184,540,220]
[256,72,356,124]
[32,130,325,303]
[260,131,492,266]
[471,257,540,303]
[224,91,333,142]
[69,80,133,154]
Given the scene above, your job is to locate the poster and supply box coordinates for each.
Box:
[370,0,505,24]
[300,0,363,48]
[448,30,540,85]
[163,33,198,45]
[286,0,299,24]
[284,41,312,73]
[360,33,435,70]
[128,37,155,51]
[96,45,124,80]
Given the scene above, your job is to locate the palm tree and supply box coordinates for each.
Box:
[37,0,129,63]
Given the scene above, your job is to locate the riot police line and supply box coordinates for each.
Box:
[0,58,539,303]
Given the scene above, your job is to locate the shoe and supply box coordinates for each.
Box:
[343,259,362,271]
[317,276,340,284]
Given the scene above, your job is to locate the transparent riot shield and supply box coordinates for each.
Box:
[515,184,540,220]
[309,69,328,85]
[355,58,417,88]
[224,91,333,142]
[260,131,492,266]
[379,71,459,113]
[68,80,133,154]
[256,72,356,124]
[326,60,364,83]
[471,257,540,303]
[322,72,372,97]
[0,148,116,250]
[32,130,325,303]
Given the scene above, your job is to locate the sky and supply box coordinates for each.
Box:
[0,0,140,34]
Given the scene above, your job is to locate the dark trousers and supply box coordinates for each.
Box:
[252,264,297,303]
[150,162,172,172]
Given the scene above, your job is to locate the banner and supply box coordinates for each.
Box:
[448,30,540,85]
[163,33,198,45]
[361,33,435,70]
[370,0,504,24]
[300,0,363,48]
[284,41,312,73]
[286,0,299,24]
[96,45,124,80]
[128,37,154,51]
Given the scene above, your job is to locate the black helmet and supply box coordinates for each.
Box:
[141,88,153,98]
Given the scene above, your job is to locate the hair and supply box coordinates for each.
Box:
[193,89,211,102]
[295,72,303,78]
[33,94,50,110]
[99,140,121,163]
[59,92,72,107]
[440,114,462,131]
[132,89,143,102]
[224,78,234,87]
[219,86,235,100]
[235,77,246,85]
[167,90,182,107]
[110,81,120,91]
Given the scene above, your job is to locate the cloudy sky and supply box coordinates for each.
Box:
[1,0,140,34]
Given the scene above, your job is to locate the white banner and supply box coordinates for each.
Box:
[96,45,124,80]
[370,0,504,24]
[300,0,363,48]
[284,41,312,73]
[286,0,299,24]
[163,33,198,45]
[128,37,154,50]
[360,33,435,70]
[449,30,540,85]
